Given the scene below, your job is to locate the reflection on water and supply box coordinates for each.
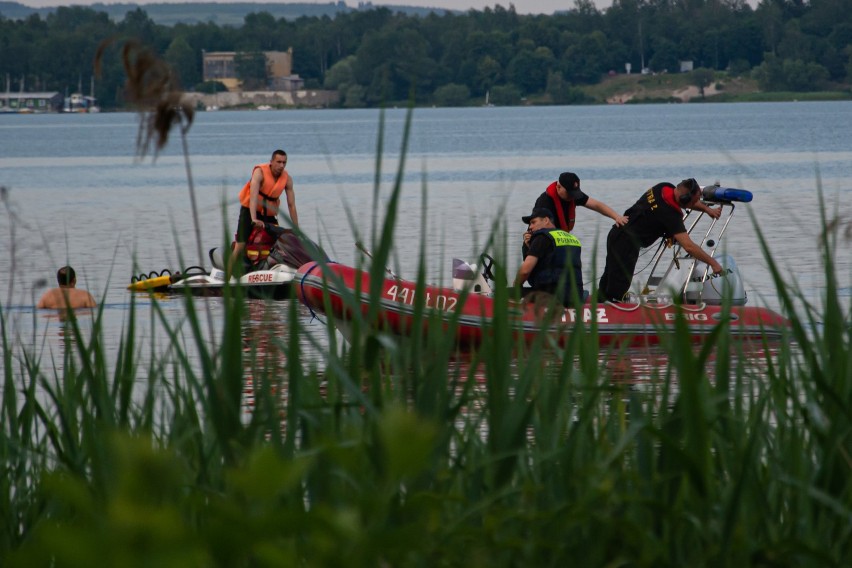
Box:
[429,340,792,444]
[20,308,99,372]
[239,298,339,416]
[439,339,789,390]
[242,301,291,376]
[601,341,788,387]
[240,301,291,417]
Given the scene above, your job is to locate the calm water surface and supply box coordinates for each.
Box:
[1,102,850,377]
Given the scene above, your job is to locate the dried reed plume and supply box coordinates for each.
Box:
[95,38,195,160]
[95,38,205,272]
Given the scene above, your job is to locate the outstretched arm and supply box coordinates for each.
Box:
[673,232,723,274]
[585,197,628,226]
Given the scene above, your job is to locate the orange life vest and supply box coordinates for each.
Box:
[238,163,289,217]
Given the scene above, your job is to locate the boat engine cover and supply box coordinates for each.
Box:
[693,254,747,305]
[209,247,226,270]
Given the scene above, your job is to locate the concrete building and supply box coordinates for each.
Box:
[202,49,304,92]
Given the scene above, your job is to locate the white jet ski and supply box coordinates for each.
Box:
[128,225,327,300]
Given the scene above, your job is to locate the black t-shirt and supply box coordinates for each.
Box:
[534,189,590,222]
[525,232,556,293]
[527,231,554,260]
[622,182,686,248]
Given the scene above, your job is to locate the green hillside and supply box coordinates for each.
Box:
[0,1,449,25]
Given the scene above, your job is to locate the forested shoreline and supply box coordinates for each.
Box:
[1,1,850,109]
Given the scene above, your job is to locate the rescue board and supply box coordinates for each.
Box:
[127,274,173,291]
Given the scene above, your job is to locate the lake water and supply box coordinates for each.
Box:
[1,102,850,377]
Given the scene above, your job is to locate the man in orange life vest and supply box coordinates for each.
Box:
[523,172,628,251]
[232,149,298,270]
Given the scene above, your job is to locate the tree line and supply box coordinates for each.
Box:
[1,0,850,109]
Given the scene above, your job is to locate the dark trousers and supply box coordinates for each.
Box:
[236,206,278,243]
[597,228,639,302]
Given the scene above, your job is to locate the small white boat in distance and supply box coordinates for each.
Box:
[63,93,99,113]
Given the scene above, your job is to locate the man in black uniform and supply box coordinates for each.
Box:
[597,178,723,303]
[514,208,584,306]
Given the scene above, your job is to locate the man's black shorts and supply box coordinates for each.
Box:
[236,206,277,243]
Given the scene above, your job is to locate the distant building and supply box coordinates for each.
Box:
[0,91,63,113]
[202,51,238,90]
[202,49,304,92]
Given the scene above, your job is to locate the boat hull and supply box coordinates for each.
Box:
[296,262,790,347]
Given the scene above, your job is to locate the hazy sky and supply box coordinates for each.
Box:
[17,1,608,15]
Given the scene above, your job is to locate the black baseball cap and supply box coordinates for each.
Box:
[558,172,583,199]
[522,207,554,224]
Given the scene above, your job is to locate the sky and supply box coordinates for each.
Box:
[17,1,604,15]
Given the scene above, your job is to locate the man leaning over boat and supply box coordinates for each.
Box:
[514,207,585,306]
[597,178,723,303]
